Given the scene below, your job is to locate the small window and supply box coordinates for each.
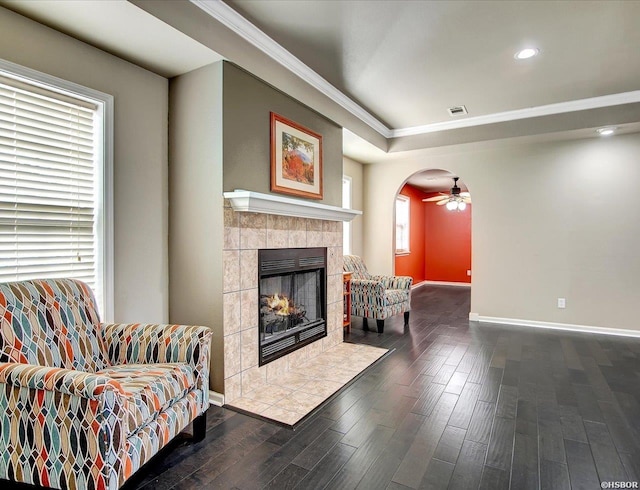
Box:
[342,176,352,255]
[395,195,410,254]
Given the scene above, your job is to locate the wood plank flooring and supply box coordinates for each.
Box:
[10,285,638,489]
[121,285,640,489]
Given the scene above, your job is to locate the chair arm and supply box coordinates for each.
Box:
[0,363,129,489]
[350,279,386,298]
[0,362,125,399]
[102,323,212,392]
[371,275,413,290]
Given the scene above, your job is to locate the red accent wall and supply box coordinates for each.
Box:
[394,186,472,284]
[394,185,427,283]
[424,192,471,283]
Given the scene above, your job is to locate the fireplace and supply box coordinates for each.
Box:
[258,247,327,365]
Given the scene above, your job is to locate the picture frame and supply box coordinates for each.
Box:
[270,112,323,200]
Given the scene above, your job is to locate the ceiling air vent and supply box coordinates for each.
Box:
[447,105,468,117]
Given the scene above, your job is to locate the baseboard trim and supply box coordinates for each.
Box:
[415,280,471,288]
[209,390,224,407]
[472,314,640,338]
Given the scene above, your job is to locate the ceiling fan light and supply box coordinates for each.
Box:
[446,200,458,211]
[458,201,467,211]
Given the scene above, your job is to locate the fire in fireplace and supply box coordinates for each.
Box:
[258,247,327,365]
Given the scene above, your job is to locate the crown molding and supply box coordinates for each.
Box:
[392,91,640,138]
[190,1,640,143]
[191,0,392,138]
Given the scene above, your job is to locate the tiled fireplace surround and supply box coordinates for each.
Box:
[222,201,344,404]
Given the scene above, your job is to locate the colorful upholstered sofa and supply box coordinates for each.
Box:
[343,255,413,333]
[0,279,212,490]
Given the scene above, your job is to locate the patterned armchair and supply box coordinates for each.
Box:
[0,279,212,490]
[343,255,413,333]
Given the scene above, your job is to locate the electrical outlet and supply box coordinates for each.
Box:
[467,270,471,276]
[557,298,566,309]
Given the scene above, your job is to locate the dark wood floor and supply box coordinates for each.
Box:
[121,285,640,489]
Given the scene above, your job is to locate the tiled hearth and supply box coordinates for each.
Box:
[222,200,345,405]
[227,342,388,426]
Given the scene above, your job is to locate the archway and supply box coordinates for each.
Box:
[394,168,472,290]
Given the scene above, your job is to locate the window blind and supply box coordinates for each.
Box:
[0,75,100,301]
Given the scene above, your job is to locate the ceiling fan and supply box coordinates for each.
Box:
[422,177,471,211]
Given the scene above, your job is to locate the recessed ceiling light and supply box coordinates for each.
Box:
[596,126,617,136]
[514,48,539,60]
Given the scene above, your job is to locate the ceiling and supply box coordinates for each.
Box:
[2,0,639,174]
[0,0,222,78]
[404,169,467,195]
[224,0,640,131]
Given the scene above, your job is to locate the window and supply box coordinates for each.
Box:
[342,175,352,255]
[395,195,410,254]
[0,59,113,319]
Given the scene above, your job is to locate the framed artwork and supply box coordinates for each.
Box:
[270,112,323,199]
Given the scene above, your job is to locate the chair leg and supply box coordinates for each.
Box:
[362,317,369,331]
[376,319,384,333]
[192,412,207,442]
[404,311,410,326]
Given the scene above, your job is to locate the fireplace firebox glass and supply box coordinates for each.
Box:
[258,247,326,365]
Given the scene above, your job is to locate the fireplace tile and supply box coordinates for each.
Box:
[240,288,258,329]
[299,364,330,378]
[223,333,241,378]
[222,209,348,405]
[240,250,258,290]
[269,371,313,391]
[223,250,240,293]
[231,397,271,415]
[307,338,323,360]
[225,344,388,426]
[224,373,242,404]
[327,246,342,276]
[327,273,341,304]
[267,215,291,248]
[307,228,324,247]
[223,292,241,336]
[241,365,267,393]
[240,213,267,249]
[307,219,322,232]
[298,379,343,398]
[224,208,240,250]
[322,329,342,351]
[326,301,340,331]
[266,356,288,382]
[286,344,309,369]
[267,229,289,249]
[241,327,258,370]
[243,384,293,405]
[289,218,307,248]
[323,220,342,247]
[258,406,302,426]
[275,392,324,414]
[323,368,363,384]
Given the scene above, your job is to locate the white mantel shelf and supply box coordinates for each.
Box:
[224,190,362,222]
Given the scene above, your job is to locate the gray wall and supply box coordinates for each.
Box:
[364,133,640,332]
[169,63,225,392]
[169,61,345,393]
[222,63,343,206]
[0,7,169,323]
